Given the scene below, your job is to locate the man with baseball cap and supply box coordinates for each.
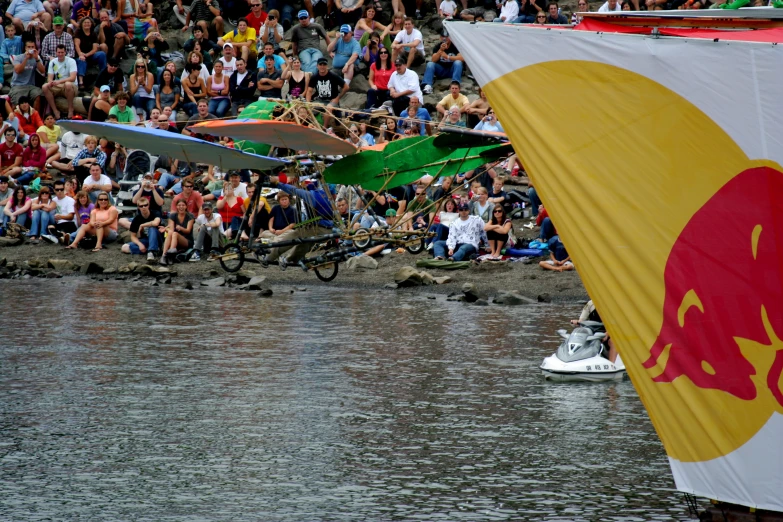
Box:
[387,55,422,117]
[432,201,485,261]
[306,56,346,127]
[219,42,237,75]
[291,10,330,74]
[190,201,222,262]
[41,15,75,64]
[326,24,360,85]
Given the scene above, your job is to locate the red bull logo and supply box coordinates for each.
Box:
[643,167,783,406]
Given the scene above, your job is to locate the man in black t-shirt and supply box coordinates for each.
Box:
[257,55,283,99]
[98,10,131,60]
[92,57,126,98]
[305,57,347,127]
[421,34,464,95]
[120,196,162,260]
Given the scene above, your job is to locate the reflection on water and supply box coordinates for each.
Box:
[0,280,696,520]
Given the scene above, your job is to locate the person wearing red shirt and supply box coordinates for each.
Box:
[23,134,48,171]
[216,181,244,239]
[246,0,268,34]
[170,179,204,216]
[0,127,24,181]
[14,96,45,143]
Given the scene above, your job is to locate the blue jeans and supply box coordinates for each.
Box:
[359,212,385,229]
[76,51,107,78]
[433,240,476,261]
[299,48,324,74]
[14,170,36,186]
[528,186,541,216]
[27,209,55,237]
[126,227,162,254]
[426,223,450,245]
[540,217,556,242]
[422,60,464,87]
[132,94,156,119]
[3,213,29,227]
[512,14,535,23]
[208,98,230,118]
[157,172,180,191]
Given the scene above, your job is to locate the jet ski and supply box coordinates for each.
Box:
[540,321,626,382]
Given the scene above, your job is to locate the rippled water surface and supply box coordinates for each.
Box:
[0,280,699,521]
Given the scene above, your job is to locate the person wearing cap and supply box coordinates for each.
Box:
[218,42,237,75]
[189,201,222,261]
[6,0,52,33]
[421,33,463,95]
[291,11,330,74]
[305,56,347,127]
[42,43,78,120]
[390,16,424,68]
[97,9,131,61]
[182,0,224,38]
[327,24,360,85]
[41,15,75,64]
[387,55,421,117]
[432,201,485,261]
[93,57,126,98]
[217,17,257,63]
[120,196,162,260]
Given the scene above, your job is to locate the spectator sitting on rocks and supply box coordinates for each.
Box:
[97,9,131,61]
[94,56,126,98]
[87,85,113,121]
[360,31,382,68]
[155,69,180,114]
[260,42,286,73]
[390,17,424,67]
[511,0,544,23]
[438,105,465,130]
[328,24,360,86]
[218,17,256,63]
[74,16,105,90]
[107,91,137,122]
[470,186,492,222]
[4,186,31,227]
[345,123,368,147]
[334,0,363,28]
[66,189,117,250]
[421,32,463,95]
[41,16,74,64]
[484,204,512,259]
[397,95,430,135]
[73,189,93,230]
[216,181,244,239]
[42,44,77,119]
[291,11,330,74]
[258,9,284,54]
[539,234,574,271]
[159,198,194,264]
[190,200,221,260]
[436,80,468,118]
[71,0,96,27]
[355,6,386,45]
[545,1,569,23]
[358,121,375,145]
[229,57,257,115]
[0,128,24,181]
[37,114,63,159]
[376,115,401,143]
[1,25,23,65]
[182,0,224,39]
[120,196,161,260]
[170,179,203,216]
[181,63,208,116]
[282,55,310,99]
[183,25,220,68]
[402,185,434,231]
[432,201,484,261]
[494,0,519,22]
[399,105,420,136]
[10,40,45,111]
[26,186,56,243]
[0,177,14,207]
[427,196,457,245]
[381,11,405,42]
[460,3,496,22]
[7,0,52,33]
[129,58,155,119]
[387,55,421,116]
[14,96,44,144]
[47,179,77,241]
[439,0,458,18]
[306,56,347,128]
[257,54,283,98]
[82,162,112,202]
[366,45,391,109]
[22,133,47,174]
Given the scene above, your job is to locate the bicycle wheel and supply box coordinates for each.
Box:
[404,236,426,255]
[353,228,373,249]
[313,260,339,282]
[219,242,245,273]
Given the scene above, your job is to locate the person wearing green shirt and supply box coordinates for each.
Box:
[108,91,137,123]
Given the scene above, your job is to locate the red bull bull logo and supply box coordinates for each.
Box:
[644,166,783,407]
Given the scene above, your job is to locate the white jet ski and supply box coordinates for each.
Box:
[540,321,626,382]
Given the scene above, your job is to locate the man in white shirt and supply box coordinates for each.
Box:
[218,42,236,75]
[598,0,622,11]
[432,202,485,261]
[48,178,77,243]
[387,57,423,118]
[493,0,519,22]
[391,17,425,68]
[42,43,77,119]
[82,163,113,203]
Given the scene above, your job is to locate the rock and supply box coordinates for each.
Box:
[118,262,139,273]
[384,283,399,290]
[149,266,175,274]
[432,275,452,285]
[348,73,369,94]
[246,275,271,291]
[0,257,5,267]
[103,268,117,275]
[48,259,79,272]
[472,299,489,306]
[420,271,437,285]
[494,291,536,306]
[6,262,16,270]
[229,270,255,285]
[184,281,194,290]
[474,261,512,273]
[46,271,62,278]
[201,277,226,287]
[26,258,45,269]
[346,255,378,271]
[294,287,307,292]
[133,264,156,276]
[427,296,436,300]
[446,292,463,302]
[537,293,552,303]
[394,266,423,287]
[461,282,485,303]
[81,262,104,275]
[340,91,367,110]
[208,269,220,276]
[157,274,172,285]
[258,289,273,297]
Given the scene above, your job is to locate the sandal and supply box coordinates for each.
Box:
[92,246,104,252]
[65,244,77,249]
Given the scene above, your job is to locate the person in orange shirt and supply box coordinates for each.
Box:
[14,96,44,145]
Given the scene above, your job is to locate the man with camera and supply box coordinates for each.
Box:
[421,33,464,95]
[10,40,45,109]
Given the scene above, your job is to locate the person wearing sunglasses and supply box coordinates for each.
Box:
[473,108,504,133]
[246,0,268,34]
[66,190,118,251]
[366,42,391,109]
[571,0,589,23]
[121,196,161,261]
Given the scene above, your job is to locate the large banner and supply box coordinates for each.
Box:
[446,22,783,511]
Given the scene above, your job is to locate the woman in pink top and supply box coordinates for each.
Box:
[3,187,32,228]
[66,191,119,251]
[207,60,230,117]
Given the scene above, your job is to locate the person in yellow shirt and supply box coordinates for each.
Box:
[36,113,63,160]
[218,18,257,63]
[436,80,469,118]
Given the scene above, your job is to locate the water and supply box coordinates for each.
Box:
[0,280,697,521]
